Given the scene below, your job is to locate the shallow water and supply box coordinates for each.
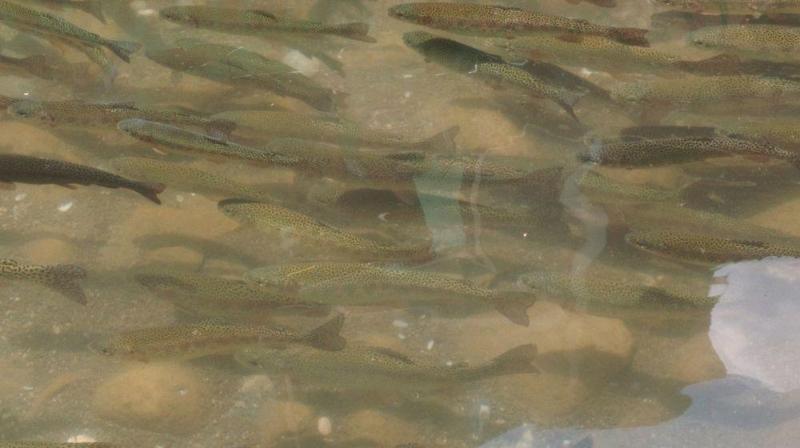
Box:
[2,0,800,447]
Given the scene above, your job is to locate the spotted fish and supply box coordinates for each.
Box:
[0,259,87,304]
[92,314,345,361]
[626,230,800,263]
[218,199,433,262]
[160,6,375,42]
[236,342,538,391]
[0,1,138,62]
[248,262,536,326]
[388,2,649,46]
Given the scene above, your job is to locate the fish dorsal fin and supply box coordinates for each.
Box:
[369,347,415,365]
[244,9,279,21]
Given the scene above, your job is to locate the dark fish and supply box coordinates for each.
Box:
[388,2,649,47]
[0,154,165,204]
[145,39,338,111]
[159,6,376,42]
[0,258,86,304]
[0,1,138,62]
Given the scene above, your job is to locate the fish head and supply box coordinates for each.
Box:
[217,198,262,221]
[8,100,53,124]
[402,31,436,49]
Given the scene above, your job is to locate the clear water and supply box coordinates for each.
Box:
[2,1,800,447]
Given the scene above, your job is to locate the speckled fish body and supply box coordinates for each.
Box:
[134,271,328,320]
[652,0,800,13]
[109,157,269,201]
[0,1,138,61]
[235,343,538,389]
[8,99,235,135]
[218,199,433,262]
[160,6,375,42]
[145,39,337,111]
[213,110,459,150]
[93,314,345,361]
[0,259,87,304]
[388,2,649,46]
[626,230,800,263]
[0,154,164,204]
[579,136,800,166]
[116,119,299,167]
[690,24,800,62]
[248,262,535,325]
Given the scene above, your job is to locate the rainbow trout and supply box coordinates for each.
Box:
[248,262,536,326]
[652,0,800,13]
[0,259,86,304]
[579,136,800,167]
[690,24,800,62]
[218,199,433,262]
[611,75,800,107]
[388,2,649,46]
[503,34,681,74]
[235,343,538,391]
[135,271,329,321]
[212,110,459,151]
[109,157,271,201]
[92,314,345,362]
[9,99,235,136]
[117,119,299,167]
[518,270,716,309]
[0,1,138,62]
[160,6,375,42]
[626,230,800,264]
[0,154,165,204]
[145,39,337,111]
[31,0,106,23]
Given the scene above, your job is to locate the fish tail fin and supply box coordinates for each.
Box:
[492,292,536,326]
[80,0,106,23]
[42,264,88,305]
[609,28,649,47]
[484,344,539,378]
[332,22,376,43]
[414,125,460,151]
[304,314,346,351]
[134,182,166,205]
[556,91,583,123]
[106,40,142,63]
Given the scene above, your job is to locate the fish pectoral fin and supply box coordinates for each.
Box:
[0,181,16,190]
[369,347,416,365]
